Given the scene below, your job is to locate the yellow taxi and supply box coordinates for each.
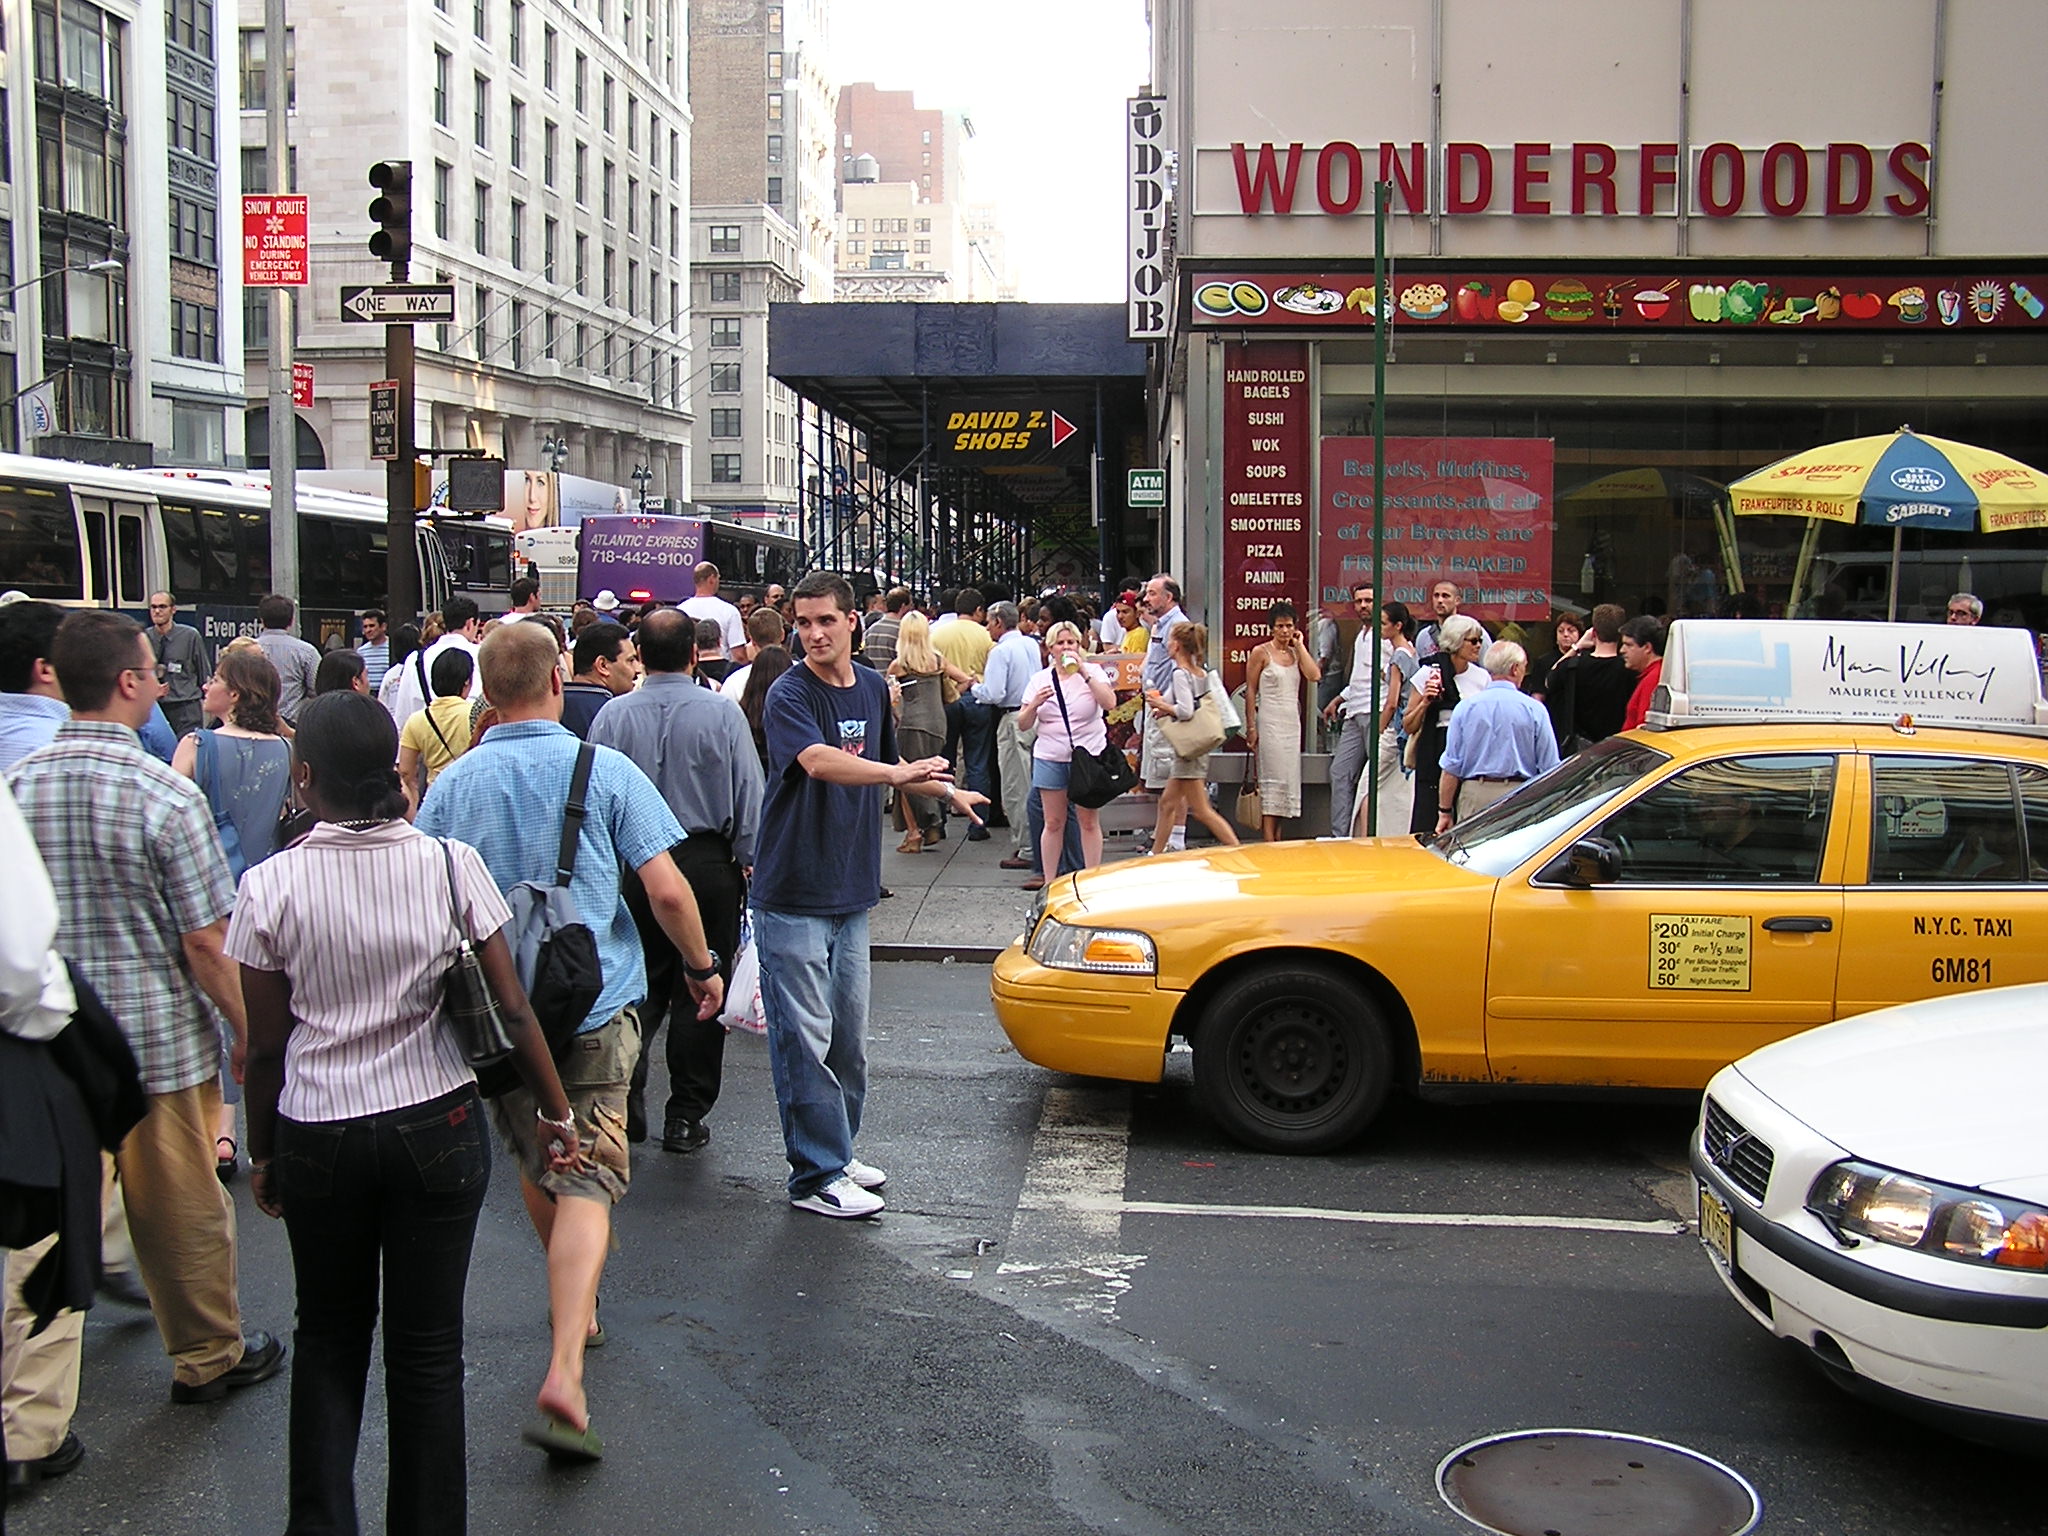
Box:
[991,620,2048,1151]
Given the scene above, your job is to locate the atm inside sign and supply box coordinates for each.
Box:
[242,195,309,287]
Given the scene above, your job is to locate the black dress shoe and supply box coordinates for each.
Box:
[170,1331,286,1403]
[6,1430,84,1489]
[966,825,991,841]
[661,1116,710,1154]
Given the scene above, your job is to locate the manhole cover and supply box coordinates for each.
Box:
[1436,1429,1761,1536]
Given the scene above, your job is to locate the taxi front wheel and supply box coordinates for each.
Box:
[1192,965,1392,1153]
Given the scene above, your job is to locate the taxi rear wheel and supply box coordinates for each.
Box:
[1192,965,1391,1153]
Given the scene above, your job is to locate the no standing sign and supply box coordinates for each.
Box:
[242,195,309,287]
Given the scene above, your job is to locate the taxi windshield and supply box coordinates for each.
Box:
[1431,738,1669,876]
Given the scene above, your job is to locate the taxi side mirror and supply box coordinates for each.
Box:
[1541,836,1622,887]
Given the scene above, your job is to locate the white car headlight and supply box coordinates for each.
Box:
[1807,1160,2048,1271]
[1026,918,1157,975]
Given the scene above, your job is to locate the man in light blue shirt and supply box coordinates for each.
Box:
[415,621,720,1461]
[1436,641,1559,831]
[972,602,1039,863]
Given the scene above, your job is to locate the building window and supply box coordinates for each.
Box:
[171,402,225,466]
[601,335,612,374]
[574,320,588,366]
[669,279,680,332]
[169,0,214,56]
[509,198,524,267]
[848,218,863,233]
[601,159,614,219]
[767,50,781,77]
[767,4,781,31]
[573,50,586,113]
[168,91,214,158]
[709,318,740,347]
[626,93,637,151]
[542,22,556,89]
[916,217,931,232]
[766,133,782,164]
[601,73,613,134]
[574,232,587,293]
[845,239,863,255]
[508,0,523,65]
[171,299,219,362]
[473,181,489,251]
[708,271,740,302]
[710,454,741,483]
[474,285,490,356]
[767,92,782,121]
[710,408,741,437]
[471,0,485,40]
[45,0,125,105]
[509,99,524,165]
[626,175,637,233]
[433,47,449,125]
[169,193,217,265]
[543,119,557,184]
[921,173,930,189]
[669,129,679,182]
[668,205,678,250]
[625,258,637,311]
[921,151,930,166]
[710,362,740,392]
[543,308,556,359]
[509,299,525,366]
[709,224,739,254]
[649,192,660,250]
[236,27,294,111]
[766,176,782,206]
[542,215,557,281]
[914,239,929,253]
[433,161,452,237]
[473,73,488,147]
[574,142,587,203]
[921,129,931,144]
[602,246,614,304]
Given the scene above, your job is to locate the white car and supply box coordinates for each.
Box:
[1693,984,2048,1447]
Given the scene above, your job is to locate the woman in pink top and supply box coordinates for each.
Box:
[1017,620,1119,876]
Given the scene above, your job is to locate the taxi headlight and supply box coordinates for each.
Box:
[1807,1161,2048,1270]
[1027,918,1157,975]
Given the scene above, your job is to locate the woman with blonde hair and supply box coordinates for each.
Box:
[1017,620,1118,877]
[887,611,975,852]
[1144,622,1240,855]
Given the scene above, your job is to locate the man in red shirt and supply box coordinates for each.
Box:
[1620,616,1666,732]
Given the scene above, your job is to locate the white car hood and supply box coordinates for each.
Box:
[1732,984,2048,1200]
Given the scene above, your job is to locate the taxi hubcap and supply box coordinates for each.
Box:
[1239,1003,1347,1112]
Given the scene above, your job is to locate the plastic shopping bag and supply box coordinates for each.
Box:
[719,915,766,1035]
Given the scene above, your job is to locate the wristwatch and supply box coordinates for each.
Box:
[683,952,721,983]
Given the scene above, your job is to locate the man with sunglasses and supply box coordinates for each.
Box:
[146,593,207,740]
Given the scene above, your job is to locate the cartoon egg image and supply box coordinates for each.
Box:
[1194,282,1236,317]
[1231,282,1269,316]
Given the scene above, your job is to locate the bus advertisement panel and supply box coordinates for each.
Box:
[577,516,704,604]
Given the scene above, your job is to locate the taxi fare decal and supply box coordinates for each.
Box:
[1649,914,1752,992]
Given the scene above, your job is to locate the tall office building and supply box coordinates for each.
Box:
[833,82,1011,301]
[237,0,693,492]
[0,0,245,466]
[688,0,833,531]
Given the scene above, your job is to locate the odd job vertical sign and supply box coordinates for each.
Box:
[1220,341,1312,685]
[1319,438,1555,621]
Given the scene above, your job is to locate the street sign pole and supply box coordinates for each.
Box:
[1367,179,1390,838]
[264,0,295,610]
[385,323,418,623]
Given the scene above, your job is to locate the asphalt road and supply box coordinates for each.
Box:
[12,962,2040,1535]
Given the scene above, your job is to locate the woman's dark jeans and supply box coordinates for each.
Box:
[274,1085,490,1535]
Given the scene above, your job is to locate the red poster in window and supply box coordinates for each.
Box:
[1318,438,1554,622]
[1219,340,1312,689]
[242,195,309,287]
[291,362,314,408]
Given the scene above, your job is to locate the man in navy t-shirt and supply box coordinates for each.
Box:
[754,572,984,1218]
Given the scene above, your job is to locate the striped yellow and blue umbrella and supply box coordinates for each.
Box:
[1729,427,2048,617]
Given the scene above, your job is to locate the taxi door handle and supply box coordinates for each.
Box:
[1762,916,1833,933]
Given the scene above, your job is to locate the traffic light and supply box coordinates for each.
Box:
[367,160,412,269]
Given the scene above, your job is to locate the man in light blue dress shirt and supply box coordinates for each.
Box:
[1436,641,1559,831]
[972,602,1039,864]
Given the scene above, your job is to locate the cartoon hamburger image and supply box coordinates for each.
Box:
[1544,278,1595,323]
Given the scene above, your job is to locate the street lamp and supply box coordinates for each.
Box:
[631,462,652,513]
[542,432,568,473]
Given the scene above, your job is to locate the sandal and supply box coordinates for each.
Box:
[523,1413,604,1463]
[895,835,924,854]
[215,1136,238,1184]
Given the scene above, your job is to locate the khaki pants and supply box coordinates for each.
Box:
[119,1081,245,1389]
[1457,777,1524,820]
[995,711,1032,854]
[2,1235,85,1461]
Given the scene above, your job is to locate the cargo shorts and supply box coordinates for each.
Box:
[491,1006,640,1205]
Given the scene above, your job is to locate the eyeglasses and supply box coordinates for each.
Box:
[122,666,164,687]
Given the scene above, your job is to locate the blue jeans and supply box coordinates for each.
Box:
[753,906,871,1199]
[956,698,996,801]
[273,1085,489,1535]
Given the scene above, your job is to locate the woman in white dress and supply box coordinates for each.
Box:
[1241,601,1320,841]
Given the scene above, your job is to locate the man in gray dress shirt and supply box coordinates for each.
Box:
[146,592,208,739]
[253,594,320,726]
[589,608,763,1152]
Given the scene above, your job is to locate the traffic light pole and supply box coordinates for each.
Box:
[263,0,296,609]
[385,321,419,624]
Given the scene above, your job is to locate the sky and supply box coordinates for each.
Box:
[828,0,1153,303]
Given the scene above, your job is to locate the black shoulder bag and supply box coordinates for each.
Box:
[1053,668,1135,810]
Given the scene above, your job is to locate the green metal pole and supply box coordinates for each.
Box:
[1366,180,1390,836]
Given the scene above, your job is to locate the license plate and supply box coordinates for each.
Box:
[1697,1179,1735,1268]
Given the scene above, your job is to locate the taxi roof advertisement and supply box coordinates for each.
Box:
[1658,620,2048,730]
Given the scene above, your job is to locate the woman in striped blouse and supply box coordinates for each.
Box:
[226,691,580,1534]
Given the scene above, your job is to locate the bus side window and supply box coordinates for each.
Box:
[0,480,83,600]
[116,511,147,606]
[235,507,270,598]
[81,506,111,604]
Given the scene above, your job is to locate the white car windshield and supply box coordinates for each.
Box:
[1429,738,1670,876]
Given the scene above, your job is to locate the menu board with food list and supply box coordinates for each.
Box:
[1220,340,1313,688]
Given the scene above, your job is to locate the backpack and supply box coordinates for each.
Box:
[474,742,605,1097]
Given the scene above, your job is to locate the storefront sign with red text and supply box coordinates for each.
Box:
[1219,341,1312,686]
[1319,438,1554,623]
[241,195,309,287]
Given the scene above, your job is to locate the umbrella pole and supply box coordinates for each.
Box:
[1788,517,1823,615]
[1887,524,1903,621]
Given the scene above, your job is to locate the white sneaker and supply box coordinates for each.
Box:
[845,1157,888,1190]
[790,1175,884,1219]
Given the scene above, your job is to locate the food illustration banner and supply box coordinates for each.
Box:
[1220,340,1313,687]
[1189,272,2047,330]
[1320,438,1554,622]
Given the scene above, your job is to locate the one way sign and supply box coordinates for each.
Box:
[340,284,457,324]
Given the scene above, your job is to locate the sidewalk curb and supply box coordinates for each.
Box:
[871,943,1006,965]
